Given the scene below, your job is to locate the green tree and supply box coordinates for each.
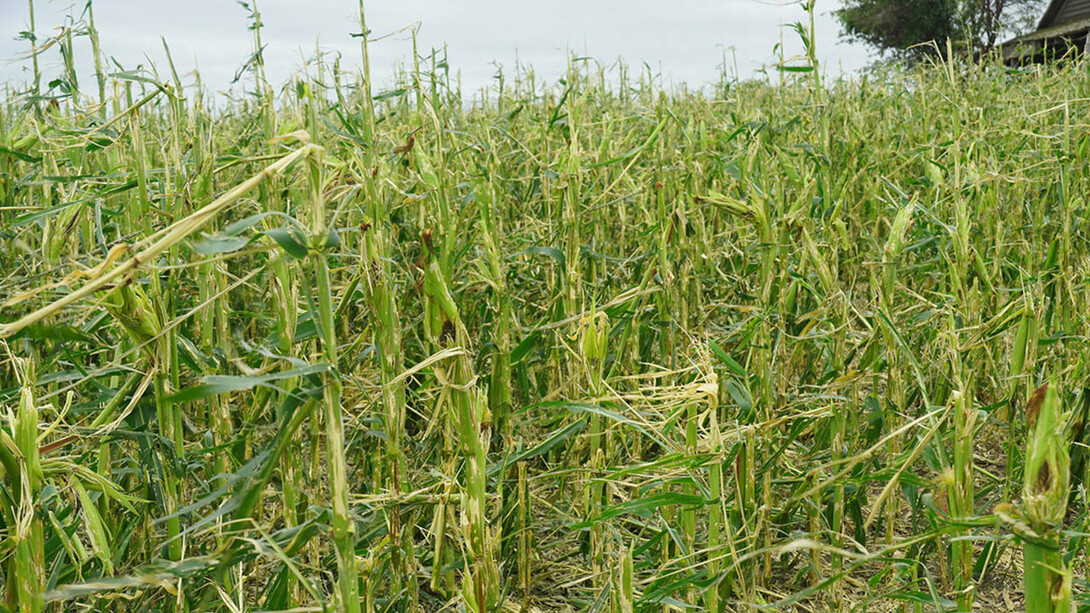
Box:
[836,0,1047,59]
[963,0,1048,49]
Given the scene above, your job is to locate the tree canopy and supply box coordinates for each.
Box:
[835,0,1048,59]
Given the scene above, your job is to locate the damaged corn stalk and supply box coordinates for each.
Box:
[422,259,498,611]
[997,383,1072,613]
[6,10,1090,611]
[4,356,45,613]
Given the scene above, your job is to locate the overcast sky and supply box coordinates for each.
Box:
[0,0,874,98]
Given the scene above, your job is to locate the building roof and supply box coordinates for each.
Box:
[1001,0,1090,61]
[1009,15,1090,45]
[1038,0,1090,29]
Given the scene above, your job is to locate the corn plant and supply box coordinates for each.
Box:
[1,5,1090,612]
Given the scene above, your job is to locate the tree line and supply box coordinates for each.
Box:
[836,0,1048,60]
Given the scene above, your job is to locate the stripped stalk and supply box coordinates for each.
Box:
[7,357,45,613]
[306,148,361,613]
[1016,383,1072,613]
[422,260,497,611]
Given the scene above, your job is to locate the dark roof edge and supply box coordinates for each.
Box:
[1040,0,1067,29]
[1003,15,1090,46]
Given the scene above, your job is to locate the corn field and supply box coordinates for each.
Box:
[1,3,1089,612]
